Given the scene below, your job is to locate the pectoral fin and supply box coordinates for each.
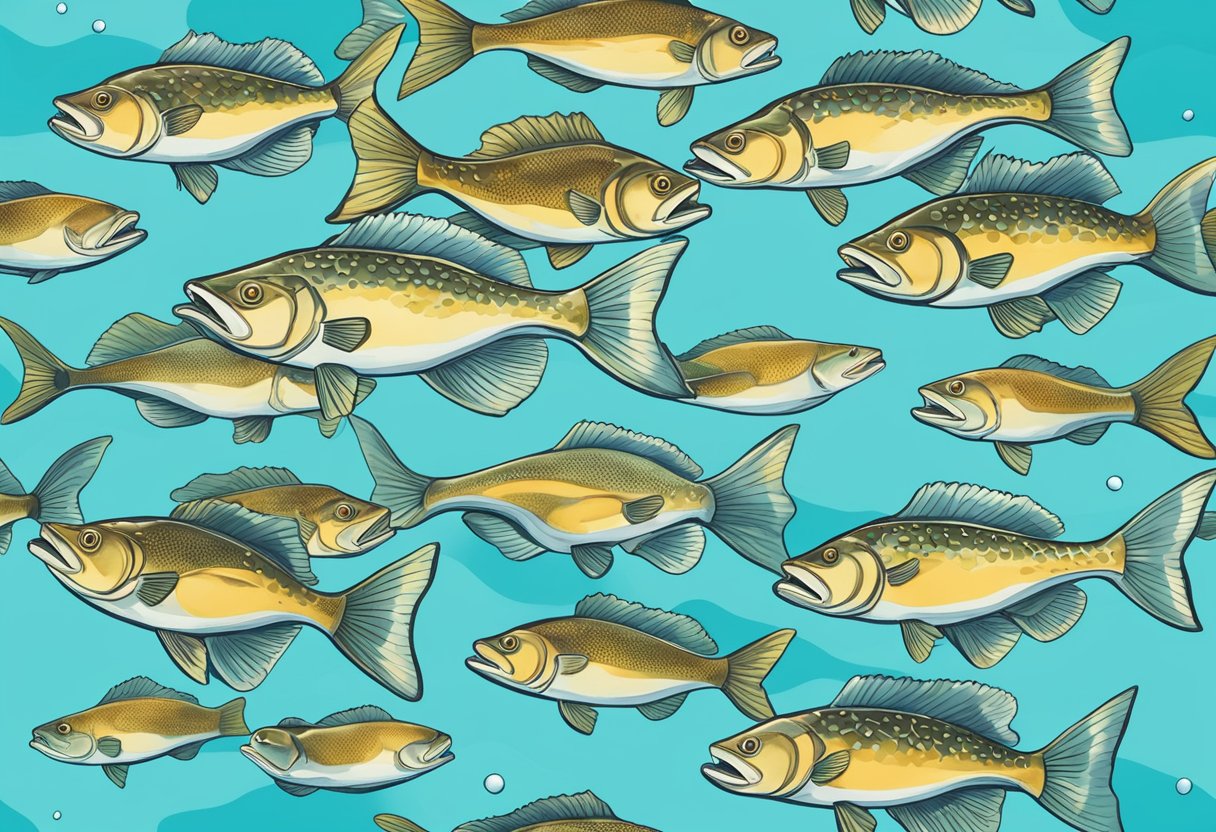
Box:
[886,559,919,586]
[96,736,122,758]
[836,803,877,832]
[811,749,851,785]
[103,764,129,789]
[163,104,204,136]
[27,269,59,284]
[815,141,851,170]
[657,87,694,126]
[807,188,848,226]
[321,317,371,352]
[571,543,614,578]
[172,163,218,203]
[136,572,179,606]
[623,495,664,524]
[556,654,589,675]
[295,514,319,547]
[994,442,1032,475]
[558,700,598,734]
[668,41,696,62]
[566,190,603,225]
[900,620,942,663]
[968,253,1014,288]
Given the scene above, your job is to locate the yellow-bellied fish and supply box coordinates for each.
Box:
[48,27,402,203]
[170,466,394,557]
[353,417,798,577]
[375,791,661,832]
[776,473,1215,668]
[243,705,452,796]
[345,0,780,126]
[31,676,248,789]
[0,314,375,444]
[27,499,439,699]
[468,593,794,734]
[0,436,109,556]
[840,153,1216,337]
[675,327,884,415]
[704,674,1135,832]
[172,214,692,417]
[913,335,1216,474]
[685,39,1129,225]
[0,181,145,283]
[329,104,710,269]
[850,0,1113,36]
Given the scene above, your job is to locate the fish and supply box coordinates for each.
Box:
[30,676,248,789]
[703,674,1136,832]
[685,39,1130,225]
[353,417,798,578]
[172,213,692,417]
[0,181,145,283]
[467,593,794,734]
[675,326,884,415]
[913,335,1216,474]
[839,153,1216,337]
[242,705,452,796]
[328,103,710,269]
[375,791,660,832]
[775,472,1216,668]
[0,436,110,556]
[0,314,375,444]
[344,0,780,126]
[48,26,403,203]
[26,499,439,699]
[850,0,1113,36]
[170,466,394,557]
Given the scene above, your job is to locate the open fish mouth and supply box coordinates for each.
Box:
[842,349,886,381]
[741,38,781,71]
[69,211,147,255]
[28,530,82,574]
[702,748,761,789]
[913,388,966,424]
[657,182,712,226]
[465,643,511,678]
[775,562,831,607]
[239,744,281,771]
[420,734,454,766]
[837,246,904,291]
[684,145,749,184]
[49,99,102,142]
[355,511,394,548]
[174,283,252,340]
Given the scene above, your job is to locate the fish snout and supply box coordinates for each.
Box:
[842,347,886,382]
[75,210,146,255]
[353,509,394,549]
[49,98,103,142]
[701,747,762,790]
[837,246,904,292]
[174,282,252,340]
[740,37,781,72]
[656,181,711,227]
[775,561,832,607]
[912,387,967,427]
[29,526,82,574]
[684,145,749,184]
[465,642,511,678]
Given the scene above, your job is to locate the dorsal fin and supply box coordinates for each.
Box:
[574,593,717,655]
[316,705,395,727]
[327,213,532,287]
[457,792,616,832]
[467,113,604,159]
[820,49,1021,96]
[959,152,1120,203]
[170,499,318,586]
[0,458,23,496]
[98,676,198,706]
[277,717,313,728]
[831,675,1019,745]
[677,326,795,362]
[159,31,324,87]
[893,482,1064,538]
[170,466,302,502]
[87,314,202,367]
[554,422,702,479]
[1000,354,1110,387]
[503,0,612,21]
[0,181,53,202]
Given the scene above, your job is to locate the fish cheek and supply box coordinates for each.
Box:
[896,229,966,300]
[93,90,152,155]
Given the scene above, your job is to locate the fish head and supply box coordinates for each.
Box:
[242,727,305,772]
[31,713,96,761]
[608,159,711,236]
[29,521,143,597]
[317,496,395,555]
[775,536,884,616]
[396,728,455,773]
[810,342,886,394]
[685,105,806,187]
[466,628,554,693]
[913,372,1000,438]
[696,19,781,82]
[838,223,966,302]
[63,200,146,260]
[703,718,819,798]
[49,81,159,157]
[175,272,321,360]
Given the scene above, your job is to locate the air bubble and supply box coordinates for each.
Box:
[1178,778,1193,795]
[484,773,505,794]
[1183,109,1196,122]
[1106,476,1123,491]
[56,3,67,13]
[92,18,105,33]
[53,811,62,821]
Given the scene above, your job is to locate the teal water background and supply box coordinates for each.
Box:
[1,1,1214,830]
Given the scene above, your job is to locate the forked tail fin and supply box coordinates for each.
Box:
[1040,37,1131,156]
[30,436,112,525]
[0,317,74,424]
[396,0,475,99]
[721,629,795,720]
[1137,159,1216,293]
[1126,335,1216,458]
[329,25,405,122]
[328,98,425,223]
[350,417,434,528]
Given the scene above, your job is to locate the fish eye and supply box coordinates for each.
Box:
[948,379,966,395]
[651,174,673,196]
[724,132,746,152]
[239,282,264,305]
[79,529,101,551]
[739,737,761,755]
[823,547,839,563]
[335,503,355,520]
[57,723,71,735]
[730,25,750,45]
[887,231,910,252]
[499,635,519,652]
[849,347,859,357]
[93,91,113,109]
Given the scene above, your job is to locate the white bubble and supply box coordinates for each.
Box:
[53,811,62,821]
[484,773,505,794]
[56,3,67,13]
[1183,109,1196,122]
[92,18,105,33]
[1178,777,1193,795]
[1106,476,1123,491]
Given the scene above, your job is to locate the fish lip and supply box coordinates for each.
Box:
[701,749,760,788]
[912,387,965,424]
[49,98,101,142]
[776,562,831,606]
[684,145,748,184]
[657,181,711,226]
[837,246,902,290]
[465,643,510,678]
[420,734,454,765]
[239,744,283,771]
[29,529,81,574]
[842,350,886,381]
[740,38,781,71]
[355,510,394,547]
[175,283,252,340]
[72,210,146,255]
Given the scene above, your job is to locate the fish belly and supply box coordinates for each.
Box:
[104,379,283,418]
[868,570,1115,625]
[987,402,1123,443]
[693,374,828,415]
[451,193,617,245]
[278,753,408,790]
[0,231,88,270]
[546,663,709,706]
[139,101,330,164]
[934,250,1141,308]
[90,730,216,765]
[522,38,707,87]
[789,772,1018,808]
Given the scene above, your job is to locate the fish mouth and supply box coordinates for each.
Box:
[28,529,82,575]
[741,38,781,71]
[49,98,102,142]
[70,211,147,255]
[465,643,510,678]
[842,350,886,381]
[355,510,394,548]
[239,744,281,771]
[775,561,831,607]
[684,145,749,184]
[912,387,966,425]
[657,182,711,227]
[838,246,904,291]
[420,734,454,766]
[174,283,252,340]
[702,748,761,789]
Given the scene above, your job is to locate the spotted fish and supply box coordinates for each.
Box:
[375,791,661,832]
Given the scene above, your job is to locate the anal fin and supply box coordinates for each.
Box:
[657,87,695,126]
[463,512,546,560]
[204,623,301,691]
[904,136,984,195]
[1043,270,1121,334]
[622,525,705,574]
[988,296,1056,338]
[571,543,613,578]
[420,336,547,416]
[1005,584,1087,642]
[638,692,688,720]
[942,614,1022,668]
[526,56,605,92]
[158,630,209,685]
[900,619,942,663]
[172,163,218,203]
[807,188,848,226]
[558,700,598,734]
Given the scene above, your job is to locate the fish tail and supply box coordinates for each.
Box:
[30,436,111,525]
[0,317,75,424]
[329,24,405,123]
[1126,335,1216,458]
[336,0,408,60]
[396,0,475,99]
[331,542,439,701]
[1037,687,1135,832]
[350,417,433,527]
[721,628,795,721]
[216,697,250,737]
[1136,159,1216,293]
[375,816,429,832]
[704,426,799,573]
[1112,469,1216,630]
[1040,37,1131,156]
[327,97,424,223]
[575,238,692,399]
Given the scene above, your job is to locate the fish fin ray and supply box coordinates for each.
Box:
[321,318,372,352]
[136,397,209,428]
[566,190,603,225]
[967,253,1013,288]
[657,87,694,126]
[638,691,688,720]
[558,701,598,734]
[904,136,984,195]
[556,654,589,675]
[328,98,423,222]
[811,750,851,785]
[88,313,202,366]
[526,56,605,92]
[96,736,122,757]
[821,48,1018,93]
[159,31,324,85]
[137,572,180,606]
[275,779,319,796]
[350,417,433,527]
[1066,422,1109,444]
[172,163,218,204]
[170,466,301,502]
[676,326,793,361]
[28,436,110,525]
[157,631,209,685]
[574,593,717,652]
[336,0,407,60]
[1127,336,1216,458]
[232,416,274,444]
[831,674,1020,745]
[218,124,314,176]
[893,481,1064,538]
[0,181,53,201]
[1006,584,1087,641]
[1000,354,1109,386]
[886,558,919,586]
[419,336,547,416]
[887,788,1006,832]
[99,675,198,706]
[329,25,403,122]
[556,420,701,477]
[463,512,546,560]
[170,499,317,585]
[1040,38,1131,156]
[1043,270,1121,334]
[995,442,1032,475]
[103,764,128,788]
[942,614,1023,668]
[960,151,1120,202]
[1138,158,1216,292]
[900,620,942,662]
[317,705,395,727]
[815,141,851,170]
[468,112,604,158]
[835,803,877,832]
[204,623,302,691]
[546,243,593,269]
[722,629,795,720]
[168,740,206,760]
[807,188,848,225]
[315,363,362,420]
[851,0,887,32]
[623,494,665,524]
[988,296,1056,338]
[571,543,614,578]
[622,525,705,574]
[162,104,204,136]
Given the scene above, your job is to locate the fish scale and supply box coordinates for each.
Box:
[478,1,719,45]
[0,196,116,241]
[915,193,1151,246]
[125,66,333,112]
[71,699,224,737]
[796,86,1045,123]
[532,618,725,683]
[420,147,625,210]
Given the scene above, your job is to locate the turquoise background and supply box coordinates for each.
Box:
[1,1,1213,830]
